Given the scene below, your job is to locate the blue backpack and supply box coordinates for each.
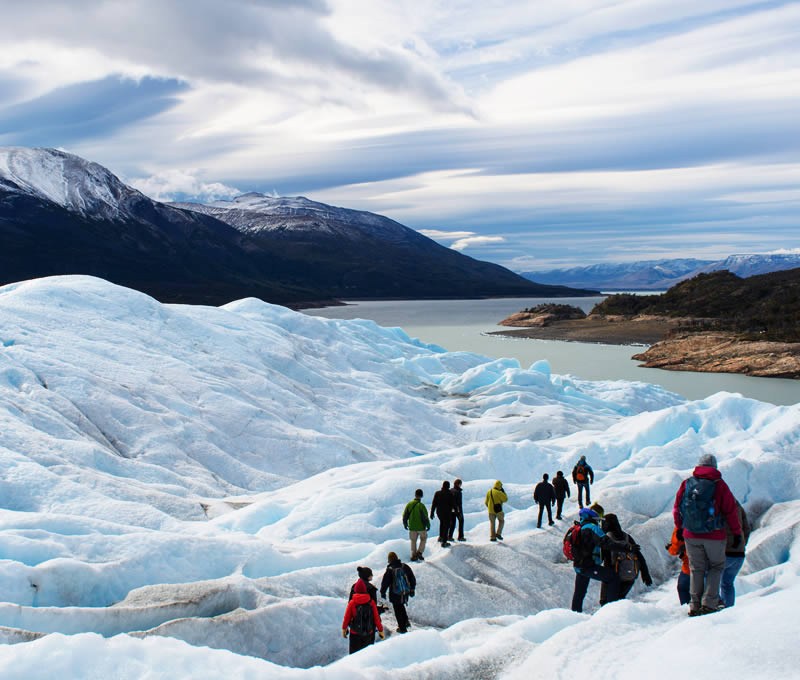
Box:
[391,566,411,602]
[680,477,724,533]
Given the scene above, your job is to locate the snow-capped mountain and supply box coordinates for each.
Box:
[521,255,800,291]
[0,147,590,304]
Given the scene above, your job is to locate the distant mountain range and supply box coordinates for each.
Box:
[520,255,800,291]
[0,147,594,305]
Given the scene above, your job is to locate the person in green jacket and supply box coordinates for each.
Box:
[403,488,431,562]
[485,480,508,541]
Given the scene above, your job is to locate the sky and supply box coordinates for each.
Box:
[1,0,799,271]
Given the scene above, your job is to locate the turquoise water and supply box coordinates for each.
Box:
[305,298,798,406]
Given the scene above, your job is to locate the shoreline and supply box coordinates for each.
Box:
[489,317,677,346]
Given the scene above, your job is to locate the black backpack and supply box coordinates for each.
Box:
[680,477,723,533]
[614,550,640,581]
[350,602,375,636]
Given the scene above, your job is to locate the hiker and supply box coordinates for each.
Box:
[666,527,691,605]
[598,513,652,605]
[448,478,466,542]
[403,488,430,562]
[485,480,508,541]
[720,499,751,607]
[348,566,378,603]
[567,507,631,613]
[673,453,742,617]
[572,456,594,508]
[342,579,384,653]
[379,551,416,634]
[552,470,570,520]
[533,473,556,528]
[430,481,455,547]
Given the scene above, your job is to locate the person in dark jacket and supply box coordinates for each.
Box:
[379,551,417,634]
[533,473,556,528]
[430,481,454,547]
[448,478,466,542]
[552,471,570,520]
[342,579,384,653]
[572,456,594,508]
[720,500,750,607]
[673,453,742,616]
[570,507,630,613]
[348,566,378,604]
[598,513,653,604]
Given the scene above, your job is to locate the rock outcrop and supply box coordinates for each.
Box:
[632,332,800,379]
[499,304,587,327]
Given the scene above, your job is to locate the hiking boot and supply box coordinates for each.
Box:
[441,542,451,547]
[496,534,504,541]
[549,521,555,526]
[490,537,497,542]
[698,605,720,616]
[417,554,425,561]
[458,537,467,541]
[688,607,702,617]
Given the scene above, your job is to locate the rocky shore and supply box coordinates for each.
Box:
[632,332,800,379]
[492,314,680,345]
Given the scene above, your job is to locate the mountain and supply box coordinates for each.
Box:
[170,193,597,300]
[521,254,800,291]
[0,147,594,305]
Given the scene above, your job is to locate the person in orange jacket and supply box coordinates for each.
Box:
[666,527,691,605]
[342,579,384,654]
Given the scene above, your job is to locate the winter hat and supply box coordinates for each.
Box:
[354,579,367,594]
[357,566,373,579]
[589,502,605,517]
[556,471,564,477]
[698,453,718,469]
[494,480,503,489]
[415,488,424,498]
[387,551,398,563]
[579,507,598,520]
[601,513,622,535]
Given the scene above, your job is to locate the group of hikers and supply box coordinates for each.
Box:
[342,452,751,652]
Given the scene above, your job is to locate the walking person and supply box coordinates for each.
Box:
[553,470,570,520]
[720,499,751,607]
[342,580,384,654]
[349,566,378,603]
[533,473,556,528]
[666,526,691,605]
[598,513,652,604]
[572,456,594,508]
[403,488,430,562]
[430,481,454,547]
[673,453,742,616]
[568,507,630,613]
[448,478,466,542]
[485,480,508,541]
[380,551,416,634]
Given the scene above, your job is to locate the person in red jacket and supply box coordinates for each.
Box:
[673,453,742,616]
[342,579,384,654]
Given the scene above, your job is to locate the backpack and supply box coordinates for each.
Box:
[350,602,375,636]
[679,477,724,533]
[575,464,587,482]
[614,550,640,581]
[563,522,585,562]
[391,566,411,602]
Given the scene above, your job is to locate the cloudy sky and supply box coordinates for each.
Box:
[1,0,798,271]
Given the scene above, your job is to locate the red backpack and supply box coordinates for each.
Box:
[563,522,584,562]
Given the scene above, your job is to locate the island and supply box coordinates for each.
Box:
[493,268,800,379]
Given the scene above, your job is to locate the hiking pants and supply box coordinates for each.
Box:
[390,595,410,633]
[555,496,565,519]
[449,510,464,541]
[409,530,427,558]
[349,632,374,654]
[720,555,745,607]
[438,513,452,543]
[677,571,691,605]
[685,537,726,609]
[537,502,553,527]
[571,565,620,612]
[600,578,634,605]
[577,482,590,508]
[489,512,504,539]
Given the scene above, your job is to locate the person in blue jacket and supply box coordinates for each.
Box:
[570,507,630,612]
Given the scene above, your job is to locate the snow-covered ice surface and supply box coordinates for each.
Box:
[0,276,798,679]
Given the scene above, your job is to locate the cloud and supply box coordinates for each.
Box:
[128,168,241,202]
[450,235,505,251]
[417,229,476,241]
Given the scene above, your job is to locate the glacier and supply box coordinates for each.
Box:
[0,275,797,679]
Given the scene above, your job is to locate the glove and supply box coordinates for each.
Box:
[644,576,653,586]
[378,630,385,640]
[403,524,408,531]
[409,590,415,598]
[342,629,348,638]
[676,528,683,541]
[732,534,742,549]
[665,543,672,551]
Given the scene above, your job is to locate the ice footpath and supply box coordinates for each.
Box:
[0,276,798,679]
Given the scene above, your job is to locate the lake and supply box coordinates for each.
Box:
[304,297,799,406]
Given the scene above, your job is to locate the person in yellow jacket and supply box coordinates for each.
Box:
[485,480,508,541]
